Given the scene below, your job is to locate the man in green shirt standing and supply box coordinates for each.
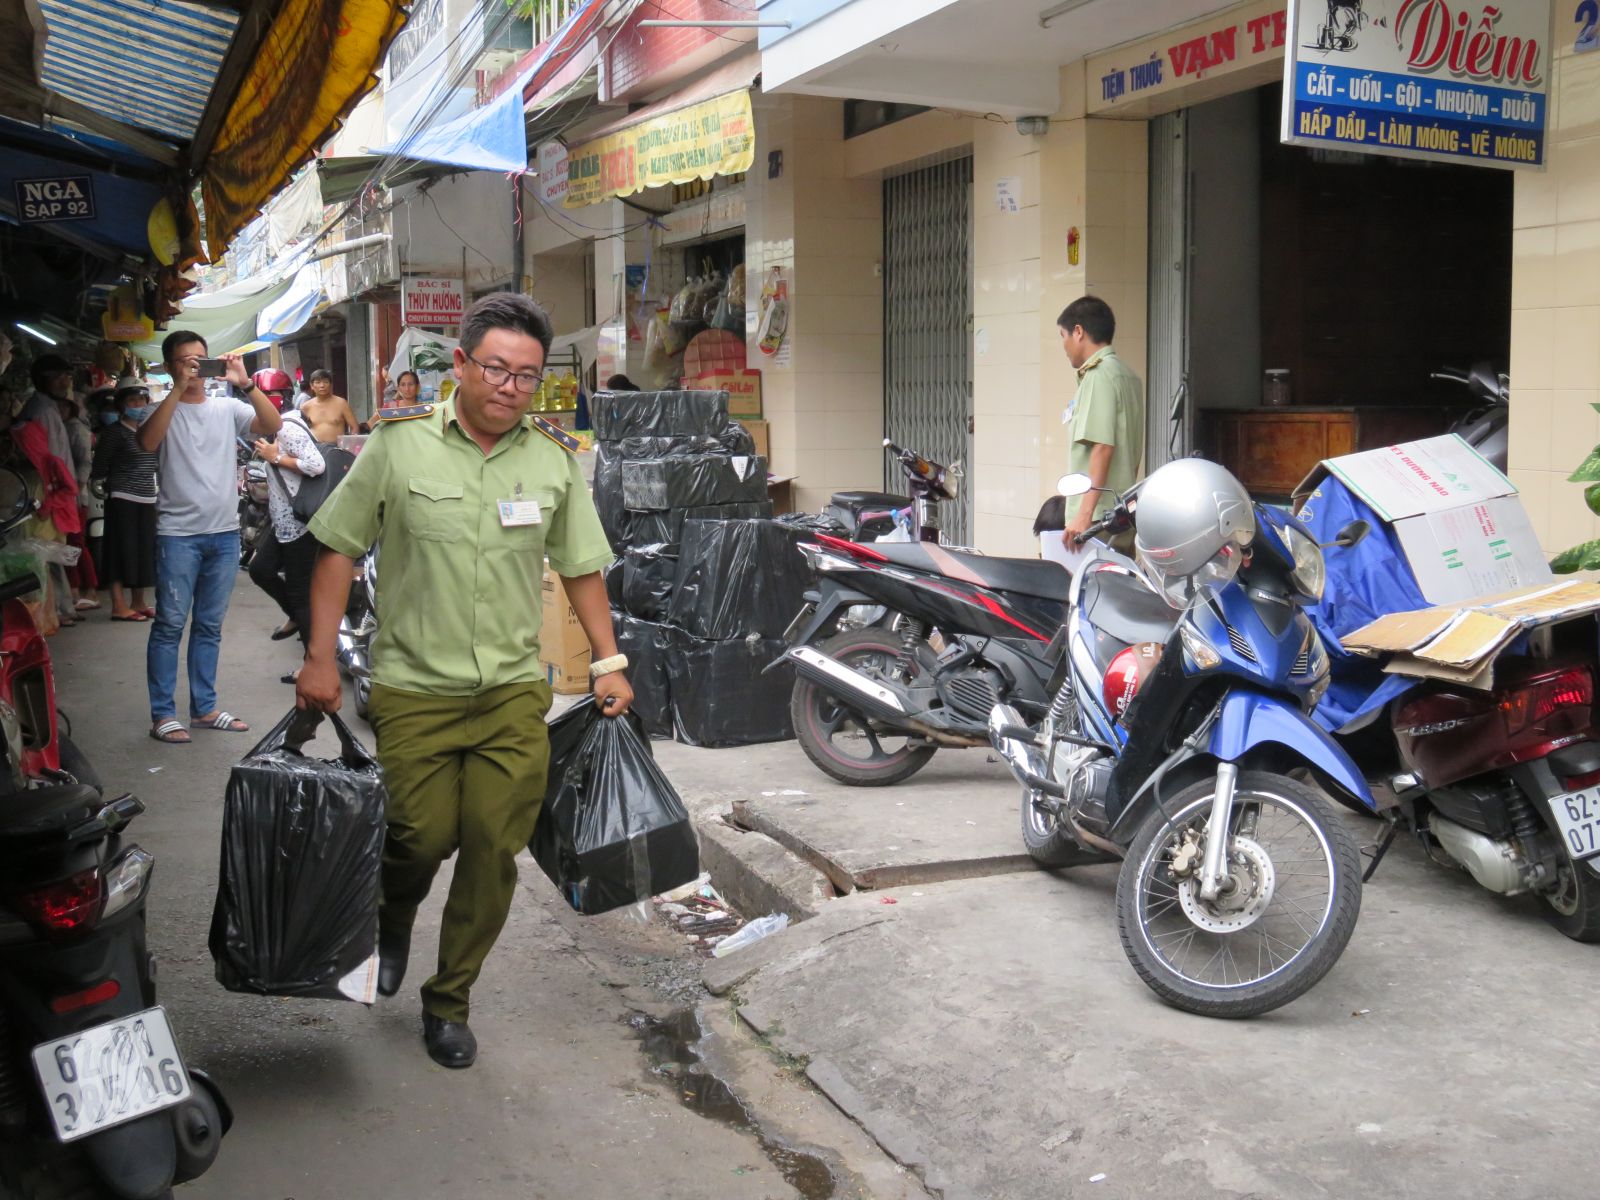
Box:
[1058,296,1144,554]
[297,293,628,1069]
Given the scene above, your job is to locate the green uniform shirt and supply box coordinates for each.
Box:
[309,401,613,697]
[1066,346,1145,517]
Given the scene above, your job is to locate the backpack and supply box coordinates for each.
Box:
[280,411,355,523]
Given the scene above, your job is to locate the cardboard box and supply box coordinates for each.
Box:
[540,566,592,695]
[739,418,769,460]
[686,369,762,418]
[1294,435,1550,605]
[1341,576,1600,688]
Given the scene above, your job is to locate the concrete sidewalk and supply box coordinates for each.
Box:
[663,735,1599,1199]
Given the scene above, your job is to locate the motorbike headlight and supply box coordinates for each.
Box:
[1284,524,1326,602]
[1179,623,1221,670]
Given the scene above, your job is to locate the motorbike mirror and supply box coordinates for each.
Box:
[1057,472,1095,498]
[1467,361,1501,402]
[1326,519,1371,549]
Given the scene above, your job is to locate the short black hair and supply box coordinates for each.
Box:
[396,370,420,385]
[1057,296,1115,345]
[605,373,637,391]
[161,330,206,364]
[459,292,553,358]
[29,353,70,389]
[309,368,333,384]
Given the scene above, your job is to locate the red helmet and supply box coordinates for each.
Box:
[1102,642,1164,723]
[253,368,292,392]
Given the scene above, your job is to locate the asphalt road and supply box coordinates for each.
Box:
[48,580,813,1200]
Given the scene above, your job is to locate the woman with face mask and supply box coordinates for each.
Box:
[89,378,161,621]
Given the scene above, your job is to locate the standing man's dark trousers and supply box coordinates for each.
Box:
[366,680,553,1022]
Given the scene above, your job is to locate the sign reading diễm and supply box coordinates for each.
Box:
[564,89,755,208]
[1281,0,1552,168]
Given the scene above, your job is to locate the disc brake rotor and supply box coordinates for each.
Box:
[1175,836,1276,933]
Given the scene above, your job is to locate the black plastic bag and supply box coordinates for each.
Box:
[621,543,679,621]
[612,612,674,737]
[668,519,812,640]
[210,710,386,1001]
[591,389,728,441]
[604,557,625,609]
[715,420,756,456]
[667,633,795,747]
[612,501,773,552]
[622,453,768,511]
[531,704,699,914]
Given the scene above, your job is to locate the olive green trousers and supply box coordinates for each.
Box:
[367,680,552,1022]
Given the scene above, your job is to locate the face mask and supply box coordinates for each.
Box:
[99,411,120,426]
[123,405,153,424]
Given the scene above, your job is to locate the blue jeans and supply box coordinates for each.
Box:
[147,531,240,722]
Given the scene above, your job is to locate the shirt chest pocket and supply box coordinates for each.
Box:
[497,487,555,551]
[407,476,468,542]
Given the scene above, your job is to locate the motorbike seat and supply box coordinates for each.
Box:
[1079,565,1177,654]
[0,783,103,841]
[874,542,1071,601]
[829,490,908,512]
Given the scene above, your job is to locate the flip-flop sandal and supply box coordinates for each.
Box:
[110,612,148,622]
[150,719,191,745]
[139,608,156,618]
[193,711,250,733]
[75,599,101,611]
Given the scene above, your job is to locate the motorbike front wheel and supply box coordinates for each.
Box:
[790,627,936,787]
[1115,771,1362,1018]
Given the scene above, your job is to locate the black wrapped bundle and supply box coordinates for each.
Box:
[531,705,699,914]
[593,443,625,547]
[612,611,675,737]
[716,420,756,456]
[667,633,795,748]
[210,711,385,1002]
[775,510,849,536]
[612,501,774,552]
[622,454,768,511]
[591,389,728,440]
[621,543,679,621]
[607,434,723,458]
[668,519,813,640]
[604,557,625,609]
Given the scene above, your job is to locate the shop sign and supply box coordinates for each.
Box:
[14,175,95,223]
[564,89,755,208]
[537,141,568,207]
[1088,1,1288,114]
[1281,0,1552,168]
[686,368,761,419]
[401,276,464,327]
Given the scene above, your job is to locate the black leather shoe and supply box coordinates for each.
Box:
[422,1014,477,1069]
[376,926,410,998]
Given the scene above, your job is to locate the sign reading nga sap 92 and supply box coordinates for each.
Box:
[14,175,96,223]
[1281,0,1552,168]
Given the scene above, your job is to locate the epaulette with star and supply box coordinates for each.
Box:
[531,415,580,453]
[376,403,435,424]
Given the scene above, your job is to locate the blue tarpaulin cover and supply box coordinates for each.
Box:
[364,79,528,173]
[1296,477,1427,732]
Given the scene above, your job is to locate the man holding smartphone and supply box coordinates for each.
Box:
[140,331,282,744]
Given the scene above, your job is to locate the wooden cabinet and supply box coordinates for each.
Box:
[1202,407,1450,496]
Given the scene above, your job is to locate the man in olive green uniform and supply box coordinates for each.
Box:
[1058,296,1144,555]
[297,293,629,1069]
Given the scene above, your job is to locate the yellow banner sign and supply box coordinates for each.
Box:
[565,89,755,208]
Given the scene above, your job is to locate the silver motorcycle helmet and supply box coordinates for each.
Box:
[1133,458,1256,609]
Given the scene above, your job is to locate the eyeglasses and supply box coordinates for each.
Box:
[465,351,543,394]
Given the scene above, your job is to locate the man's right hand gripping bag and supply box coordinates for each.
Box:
[209,710,386,1002]
[531,704,699,915]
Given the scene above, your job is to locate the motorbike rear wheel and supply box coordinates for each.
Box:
[1116,771,1362,1018]
[1542,861,1600,942]
[791,627,937,787]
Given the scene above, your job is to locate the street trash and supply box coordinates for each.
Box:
[592,389,728,440]
[622,453,769,512]
[1089,1174,1107,1184]
[668,518,813,640]
[667,632,794,747]
[711,912,789,957]
[531,703,699,915]
[879,897,898,905]
[657,872,712,903]
[209,710,385,1003]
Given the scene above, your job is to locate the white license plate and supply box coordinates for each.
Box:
[31,1006,191,1142]
[1550,788,1600,862]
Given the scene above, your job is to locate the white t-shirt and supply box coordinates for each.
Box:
[156,396,256,536]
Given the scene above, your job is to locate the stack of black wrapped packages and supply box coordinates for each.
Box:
[592,389,807,747]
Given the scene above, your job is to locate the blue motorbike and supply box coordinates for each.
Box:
[989,460,1376,1017]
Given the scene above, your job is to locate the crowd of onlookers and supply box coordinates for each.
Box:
[1,330,368,743]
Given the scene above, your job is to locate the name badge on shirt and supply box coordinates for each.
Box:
[498,498,542,527]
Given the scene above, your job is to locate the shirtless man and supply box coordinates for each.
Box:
[298,369,359,443]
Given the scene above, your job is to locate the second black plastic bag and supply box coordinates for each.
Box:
[209,710,386,1002]
[531,704,699,915]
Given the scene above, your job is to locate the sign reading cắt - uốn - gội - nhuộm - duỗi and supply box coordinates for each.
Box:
[1281,0,1551,168]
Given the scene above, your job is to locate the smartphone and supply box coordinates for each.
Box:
[196,358,227,378]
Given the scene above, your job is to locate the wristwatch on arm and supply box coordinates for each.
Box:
[589,654,628,680]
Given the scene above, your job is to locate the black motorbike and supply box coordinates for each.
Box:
[1436,361,1508,471]
[780,531,1070,785]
